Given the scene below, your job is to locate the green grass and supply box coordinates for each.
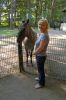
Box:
[0,28,18,36]
[0,27,38,36]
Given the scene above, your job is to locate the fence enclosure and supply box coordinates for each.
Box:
[0,34,66,80]
[0,35,19,77]
[47,37,66,80]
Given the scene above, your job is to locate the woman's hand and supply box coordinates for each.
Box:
[32,51,36,55]
[33,45,37,55]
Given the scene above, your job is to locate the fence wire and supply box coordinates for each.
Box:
[47,37,66,80]
[0,35,19,78]
[0,35,66,80]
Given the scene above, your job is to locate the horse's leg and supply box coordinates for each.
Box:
[30,50,32,64]
[25,50,28,63]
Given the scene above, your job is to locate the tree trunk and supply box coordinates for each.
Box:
[10,0,14,29]
[50,0,56,21]
[34,0,39,26]
[0,13,1,26]
[13,0,16,27]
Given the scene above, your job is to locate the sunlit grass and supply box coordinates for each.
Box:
[0,27,38,35]
[0,28,18,35]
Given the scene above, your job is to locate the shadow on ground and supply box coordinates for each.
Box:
[0,73,66,100]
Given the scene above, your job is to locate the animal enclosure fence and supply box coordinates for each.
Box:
[0,34,66,80]
[47,37,66,80]
[0,35,19,78]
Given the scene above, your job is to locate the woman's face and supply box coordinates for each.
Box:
[38,22,47,33]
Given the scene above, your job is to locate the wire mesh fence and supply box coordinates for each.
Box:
[0,35,19,78]
[47,37,66,80]
[22,37,66,80]
[0,34,66,80]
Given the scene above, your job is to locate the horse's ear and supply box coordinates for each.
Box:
[27,19,29,23]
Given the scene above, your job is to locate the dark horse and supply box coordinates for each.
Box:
[17,19,37,64]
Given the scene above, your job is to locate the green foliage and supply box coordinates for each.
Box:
[0,0,66,28]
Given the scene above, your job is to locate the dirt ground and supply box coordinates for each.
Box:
[0,73,66,100]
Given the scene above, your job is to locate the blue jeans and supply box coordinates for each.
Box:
[36,55,46,86]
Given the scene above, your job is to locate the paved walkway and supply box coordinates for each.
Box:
[0,73,66,100]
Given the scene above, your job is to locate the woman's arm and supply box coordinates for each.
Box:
[33,39,47,55]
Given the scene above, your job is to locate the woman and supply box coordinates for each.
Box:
[33,19,49,89]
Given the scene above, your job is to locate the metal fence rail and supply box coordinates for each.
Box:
[0,35,66,80]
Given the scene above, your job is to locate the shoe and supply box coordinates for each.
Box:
[35,83,44,89]
[35,77,39,81]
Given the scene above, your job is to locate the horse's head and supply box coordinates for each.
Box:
[17,19,32,43]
